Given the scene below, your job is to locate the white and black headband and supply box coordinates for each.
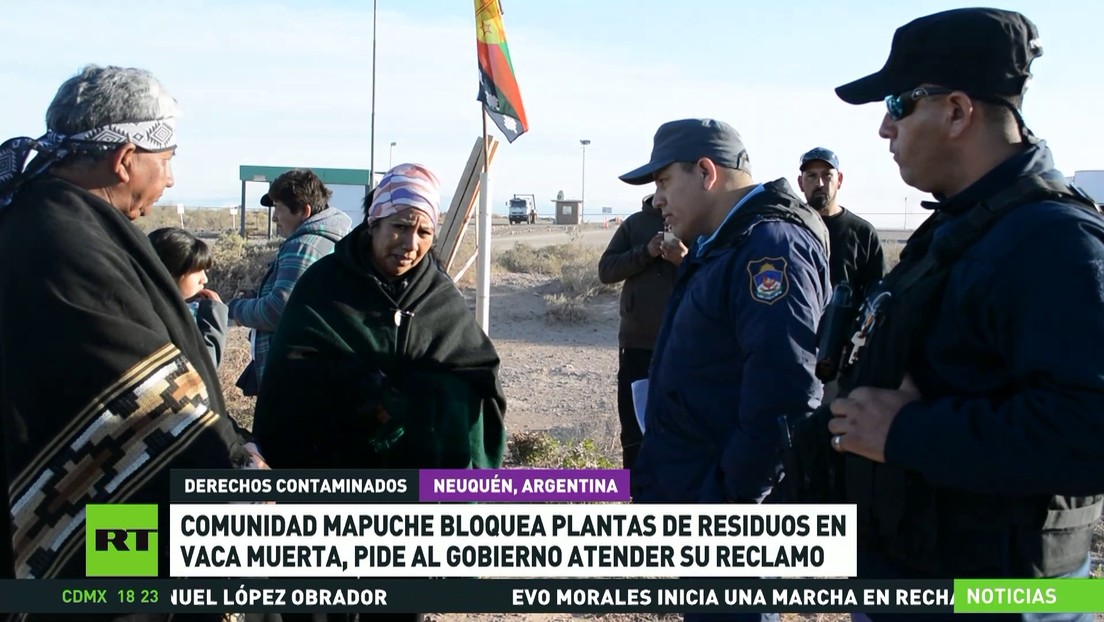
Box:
[0,117,176,208]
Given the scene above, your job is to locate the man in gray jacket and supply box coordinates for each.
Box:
[599,194,687,468]
[229,168,352,395]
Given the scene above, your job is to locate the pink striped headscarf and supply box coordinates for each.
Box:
[367,163,441,228]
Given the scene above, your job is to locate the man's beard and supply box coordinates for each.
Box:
[807,192,829,210]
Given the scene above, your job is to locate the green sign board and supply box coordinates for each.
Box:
[238,165,374,186]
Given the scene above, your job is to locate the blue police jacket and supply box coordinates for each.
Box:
[632,178,830,504]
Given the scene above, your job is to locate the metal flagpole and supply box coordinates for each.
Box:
[369,0,378,185]
[476,113,492,333]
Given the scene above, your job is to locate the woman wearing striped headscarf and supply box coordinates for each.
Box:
[251,163,506,477]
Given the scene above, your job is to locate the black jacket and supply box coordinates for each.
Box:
[855,144,1104,578]
[252,222,506,471]
[821,206,886,299]
[598,201,678,349]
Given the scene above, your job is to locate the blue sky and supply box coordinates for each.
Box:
[1,0,1100,228]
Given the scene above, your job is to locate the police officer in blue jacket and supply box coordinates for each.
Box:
[829,8,1104,622]
[620,119,831,622]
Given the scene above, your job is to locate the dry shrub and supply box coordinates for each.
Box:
[550,244,617,323]
[498,242,615,324]
[506,431,560,467]
[559,245,617,298]
[497,243,576,276]
[506,431,615,469]
[139,204,271,238]
[206,234,280,300]
[217,327,257,429]
[206,239,272,428]
[544,293,587,324]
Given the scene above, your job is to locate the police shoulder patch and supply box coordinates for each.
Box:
[746,257,789,304]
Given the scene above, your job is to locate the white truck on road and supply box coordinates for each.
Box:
[508,194,536,224]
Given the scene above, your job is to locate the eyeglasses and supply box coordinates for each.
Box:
[884,87,955,121]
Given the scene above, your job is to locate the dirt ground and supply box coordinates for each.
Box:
[482,272,621,445]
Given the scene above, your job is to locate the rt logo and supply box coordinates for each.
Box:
[85,504,159,577]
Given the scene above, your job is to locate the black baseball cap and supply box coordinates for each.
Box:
[619,118,750,185]
[800,147,840,171]
[835,8,1043,104]
[259,192,274,207]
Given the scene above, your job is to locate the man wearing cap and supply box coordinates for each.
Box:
[797,147,885,299]
[621,117,829,534]
[827,9,1104,620]
[598,193,685,470]
[228,168,352,395]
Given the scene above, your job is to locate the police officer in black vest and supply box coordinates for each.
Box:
[824,8,1104,622]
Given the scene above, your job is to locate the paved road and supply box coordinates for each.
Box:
[475,223,912,252]
[878,229,912,244]
[489,227,616,250]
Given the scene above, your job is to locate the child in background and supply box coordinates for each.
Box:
[148,227,228,368]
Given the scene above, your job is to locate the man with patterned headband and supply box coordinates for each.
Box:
[0,65,261,614]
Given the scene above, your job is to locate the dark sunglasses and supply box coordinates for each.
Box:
[884,86,955,121]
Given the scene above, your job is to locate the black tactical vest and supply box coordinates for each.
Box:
[837,174,1104,577]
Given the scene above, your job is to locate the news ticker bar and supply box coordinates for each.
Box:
[170,469,630,503]
[1,579,1101,614]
